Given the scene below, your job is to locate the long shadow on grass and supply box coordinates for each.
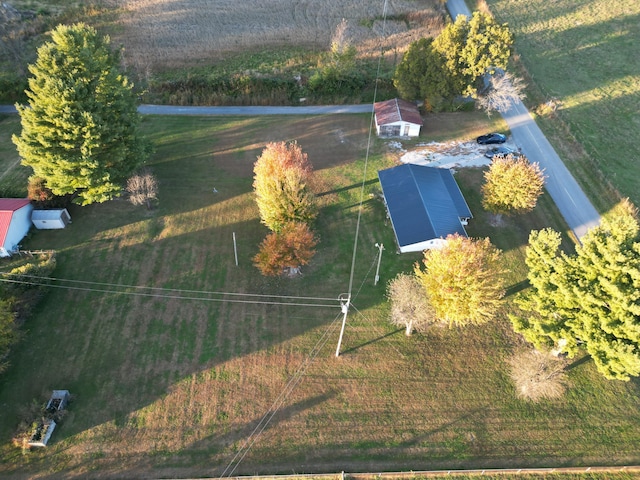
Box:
[0,211,351,448]
[504,280,529,298]
[341,328,403,355]
[318,178,378,197]
[162,390,339,477]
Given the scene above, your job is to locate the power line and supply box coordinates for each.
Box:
[222,4,394,470]
[221,312,343,477]
[346,0,389,300]
[0,272,338,302]
[337,0,391,358]
[0,276,340,309]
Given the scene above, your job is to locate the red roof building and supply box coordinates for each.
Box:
[0,198,33,257]
[374,98,423,137]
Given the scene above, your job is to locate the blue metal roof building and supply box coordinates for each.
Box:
[377,164,473,253]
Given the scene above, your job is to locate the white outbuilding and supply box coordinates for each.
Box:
[374,98,423,137]
[0,198,33,257]
[32,209,72,229]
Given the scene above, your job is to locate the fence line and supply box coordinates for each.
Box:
[347,465,640,478]
[169,465,640,480]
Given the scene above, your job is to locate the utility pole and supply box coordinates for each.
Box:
[233,232,238,266]
[374,243,384,286]
[335,294,350,357]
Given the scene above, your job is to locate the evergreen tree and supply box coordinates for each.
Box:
[13,23,147,205]
[510,228,577,352]
[512,200,640,380]
[393,38,457,111]
[415,234,506,327]
[433,12,513,97]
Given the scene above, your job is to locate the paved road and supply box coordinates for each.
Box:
[446,0,601,240]
[0,105,17,114]
[1,104,373,116]
[139,104,373,115]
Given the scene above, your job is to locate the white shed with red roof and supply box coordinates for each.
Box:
[374,98,423,137]
[0,198,33,257]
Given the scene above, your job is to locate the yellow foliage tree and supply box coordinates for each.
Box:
[415,234,506,327]
[482,154,545,216]
[253,142,317,233]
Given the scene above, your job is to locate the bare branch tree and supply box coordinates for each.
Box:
[387,273,436,336]
[477,71,526,116]
[330,18,350,56]
[508,349,569,401]
[126,168,158,210]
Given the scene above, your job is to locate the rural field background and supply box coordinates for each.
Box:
[1,0,640,477]
[1,110,639,478]
[106,0,444,72]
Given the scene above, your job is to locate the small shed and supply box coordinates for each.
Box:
[374,98,423,137]
[0,198,33,257]
[378,164,472,253]
[32,209,71,229]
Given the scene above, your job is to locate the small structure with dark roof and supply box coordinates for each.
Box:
[0,198,33,257]
[374,98,423,137]
[378,164,472,253]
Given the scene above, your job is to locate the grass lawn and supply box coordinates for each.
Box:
[481,0,640,213]
[0,112,639,478]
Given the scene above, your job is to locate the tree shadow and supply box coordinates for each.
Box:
[341,328,403,355]
[318,178,378,197]
[565,354,591,372]
[504,279,530,297]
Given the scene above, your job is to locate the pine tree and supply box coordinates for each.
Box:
[12,23,147,205]
[393,37,457,111]
[510,228,577,353]
[414,234,506,327]
[512,200,640,380]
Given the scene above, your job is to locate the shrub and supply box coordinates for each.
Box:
[508,349,569,401]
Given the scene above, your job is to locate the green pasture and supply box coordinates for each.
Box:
[0,112,639,478]
[484,0,640,212]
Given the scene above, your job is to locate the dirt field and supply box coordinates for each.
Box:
[107,0,444,72]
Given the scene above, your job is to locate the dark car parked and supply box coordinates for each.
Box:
[477,133,507,145]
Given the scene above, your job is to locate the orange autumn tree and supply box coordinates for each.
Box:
[253,142,319,277]
[253,222,318,276]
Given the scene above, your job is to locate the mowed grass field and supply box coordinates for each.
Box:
[1,111,639,478]
[483,0,640,212]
